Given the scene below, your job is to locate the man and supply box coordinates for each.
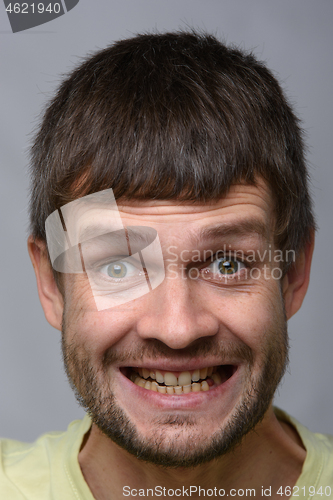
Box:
[1,31,331,499]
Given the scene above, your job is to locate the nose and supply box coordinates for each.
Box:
[136,275,220,349]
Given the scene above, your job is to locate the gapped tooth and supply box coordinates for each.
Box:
[200,367,208,380]
[144,381,151,390]
[207,367,213,376]
[174,386,182,395]
[157,385,166,394]
[212,373,222,385]
[166,386,174,395]
[150,371,156,380]
[183,385,191,394]
[192,383,201,392]
[178,371,191,386]
[142,368,150,379]
[191,370,200,382]
[164,372,178,386]
[201,381,209,392]
[151,381,158,391]
[156,371,164,384]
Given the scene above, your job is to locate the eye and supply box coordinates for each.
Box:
[100,260,140,280]
[105,262,128,278]
[207,255,246,276]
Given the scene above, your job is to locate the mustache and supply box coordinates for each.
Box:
[101,338,254,368]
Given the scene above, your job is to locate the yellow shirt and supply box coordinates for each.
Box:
[0,409,332,499]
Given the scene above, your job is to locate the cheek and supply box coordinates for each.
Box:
[63,293,143,359]
[211,283,285,350]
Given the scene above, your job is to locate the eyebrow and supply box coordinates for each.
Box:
[76,217,268,251]
[78,225,155,254]
[194,218,270,245]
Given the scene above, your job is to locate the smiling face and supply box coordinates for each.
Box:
[57,180,290,466]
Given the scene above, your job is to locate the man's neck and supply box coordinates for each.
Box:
[78,407,306,500]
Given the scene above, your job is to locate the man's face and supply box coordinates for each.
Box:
[61,180,288,467]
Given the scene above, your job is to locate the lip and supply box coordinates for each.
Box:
[116,357,241,373]
[116,363,241,410]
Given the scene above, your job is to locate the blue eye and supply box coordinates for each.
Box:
[208,256,246,276]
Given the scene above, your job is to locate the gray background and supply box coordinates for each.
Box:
[0,0,332,442]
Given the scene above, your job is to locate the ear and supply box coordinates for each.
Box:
[282,231,315,320]
[28,236,64,331]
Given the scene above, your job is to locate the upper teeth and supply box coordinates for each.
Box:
[136,367,214,387]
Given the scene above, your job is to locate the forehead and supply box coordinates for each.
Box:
[53,179,275,256]
[115,180,275,240]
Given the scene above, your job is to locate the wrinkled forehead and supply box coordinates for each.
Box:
[46,181,273,252]
[50,188,123,245]
[45,188,163,269]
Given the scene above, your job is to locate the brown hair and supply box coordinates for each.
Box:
[29,30,315,260]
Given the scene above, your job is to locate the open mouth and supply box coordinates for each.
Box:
[122,365,236,395]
